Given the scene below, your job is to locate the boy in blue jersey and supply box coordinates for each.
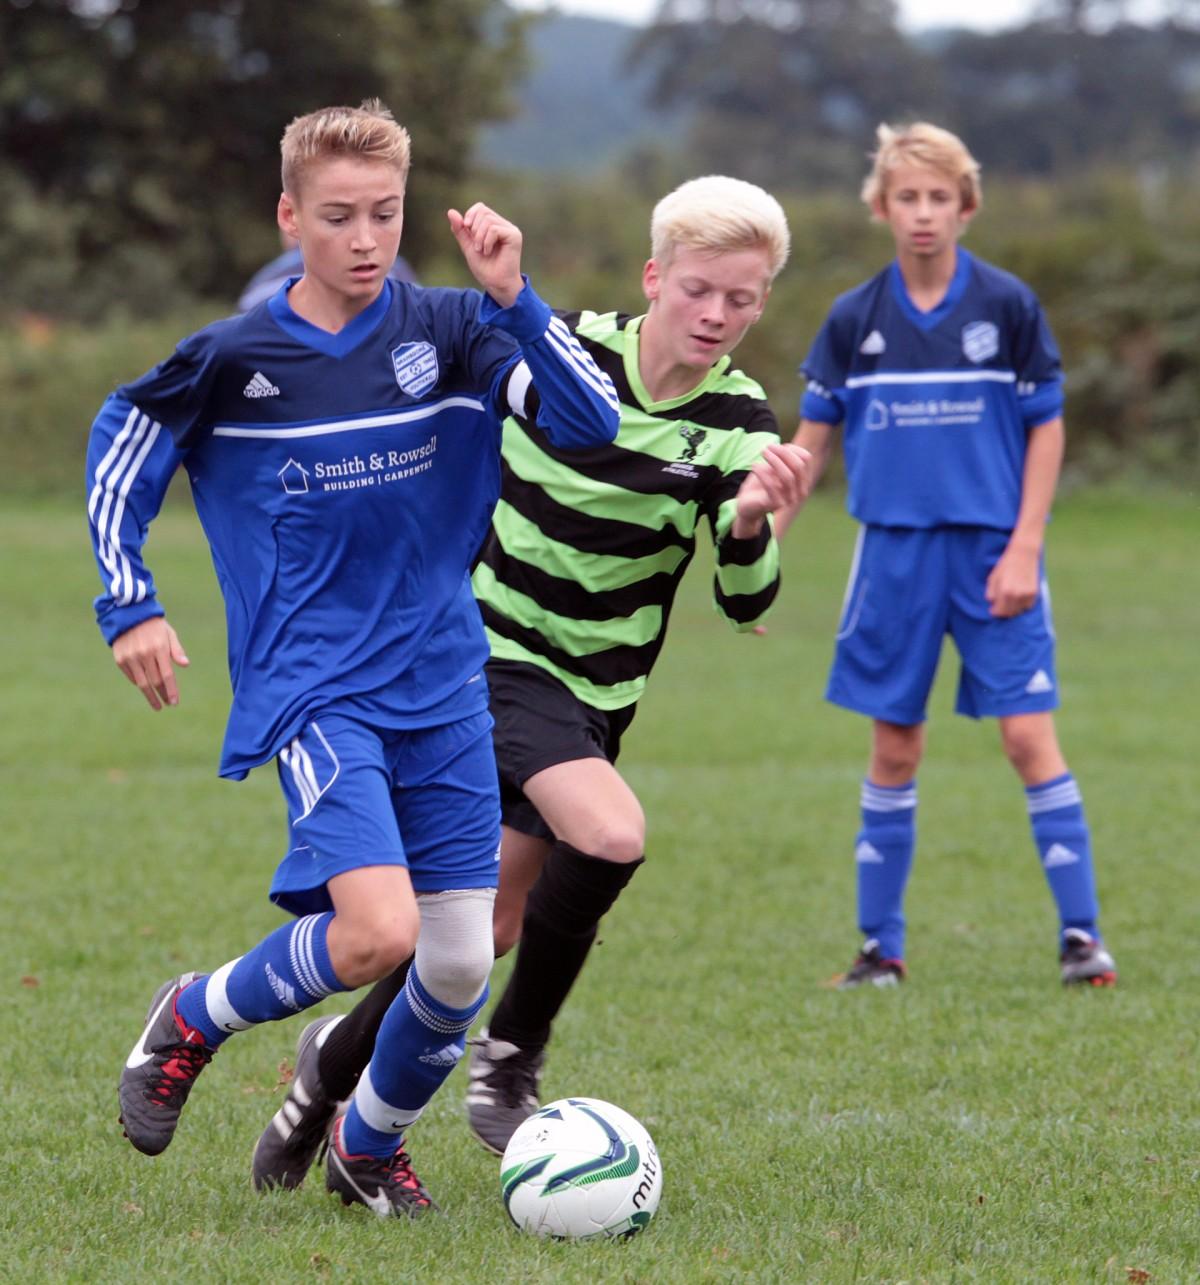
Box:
[246,175,814,1186]
[777,121,1117,990]
[87,99,619,1216]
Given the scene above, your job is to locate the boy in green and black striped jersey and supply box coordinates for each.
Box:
[474,304,788,711]
[249,176,813,1187]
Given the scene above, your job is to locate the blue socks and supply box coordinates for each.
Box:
[340,966,487,1158]
[1026,773,1101,945]
[177,912,344,1046]
[850,772,1101,963]
[855,779,917,962]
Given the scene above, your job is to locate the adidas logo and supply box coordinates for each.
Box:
[859,329,886,355]
[418,1043,462,1068]
[1025,669,1054,694]
[264,962,299,1010]
[1043,843,1080,869]
[244,371,280,399]
[855,840,884,865]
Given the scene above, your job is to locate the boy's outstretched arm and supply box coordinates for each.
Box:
[986,415,1064,618]
[449,202,620,451]
[772,419,836,541]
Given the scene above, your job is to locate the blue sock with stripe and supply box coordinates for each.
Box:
[855,779,917,962]
[340,966,487,1158]
[176,912,345,1047]
[1025,773,1101,945]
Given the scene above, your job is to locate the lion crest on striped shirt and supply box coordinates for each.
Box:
[678,425,707,463]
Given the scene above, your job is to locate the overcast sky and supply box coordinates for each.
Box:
[509,0,1169,31]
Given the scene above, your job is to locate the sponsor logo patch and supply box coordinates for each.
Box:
[866,398,889,431]
[277,458,311,494]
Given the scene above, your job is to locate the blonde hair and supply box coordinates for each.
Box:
[650,176,790,280]
[280,99,411,196]
[861,121,982,215]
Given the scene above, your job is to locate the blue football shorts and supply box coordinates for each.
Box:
[269,709,501,915]
[826,524,1060,725]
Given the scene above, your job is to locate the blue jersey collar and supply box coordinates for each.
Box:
[268,278,393,357]
[888,248,973,331]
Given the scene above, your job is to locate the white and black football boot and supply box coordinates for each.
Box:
[252,1015,345,1191]
[465,1027,545,1155]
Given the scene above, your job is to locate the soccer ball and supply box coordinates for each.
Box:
[500,1097,662,1239]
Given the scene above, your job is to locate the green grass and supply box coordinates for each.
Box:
[3,492,1198,1283]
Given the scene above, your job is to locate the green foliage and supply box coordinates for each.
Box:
[0,0,528,319]
[635,0,925,187]
[480,13,687,174]
[4,494,1199,1280]
[0,305,219,497]
[4,166,1198,494]
[469,166,1200,485]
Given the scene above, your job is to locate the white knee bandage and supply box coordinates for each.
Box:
[414,887,496,1010]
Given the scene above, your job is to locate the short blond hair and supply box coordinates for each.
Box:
[650,176,790,280]
[280,99,411,196]
[861,121,982,215]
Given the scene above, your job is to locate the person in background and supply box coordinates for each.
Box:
[777,121,1117,991]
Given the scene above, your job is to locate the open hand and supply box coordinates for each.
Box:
[112,616,190,710]
[732,443,813,538]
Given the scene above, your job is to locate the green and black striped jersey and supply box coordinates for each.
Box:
[473,309,781,711]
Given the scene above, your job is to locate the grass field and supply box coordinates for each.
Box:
[3,491,1198,1283]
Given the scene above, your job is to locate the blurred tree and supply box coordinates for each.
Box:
[632,0,937,186]
[631,0,1200,195]
[0,0,528,317]
[1031,0,1129,28]
[939,22,1200,175]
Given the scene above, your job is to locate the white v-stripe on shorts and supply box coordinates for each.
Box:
[269,709,501,916]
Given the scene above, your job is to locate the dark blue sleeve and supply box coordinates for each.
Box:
[88,327,218,642]
[1011,291,1064,428]
[117,329,220,449]
[477,279,620,449]
[799,311,849,425]
[86,394,185,643]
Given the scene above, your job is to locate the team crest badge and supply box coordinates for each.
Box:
[391,341,439,396]
[678,425,707,462]
[961,321,999,363]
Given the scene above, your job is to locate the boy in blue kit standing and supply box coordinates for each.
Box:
[87,99,619,1215]
[777,121,1117,990]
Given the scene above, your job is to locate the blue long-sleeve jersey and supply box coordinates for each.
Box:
[87,277,619,778]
